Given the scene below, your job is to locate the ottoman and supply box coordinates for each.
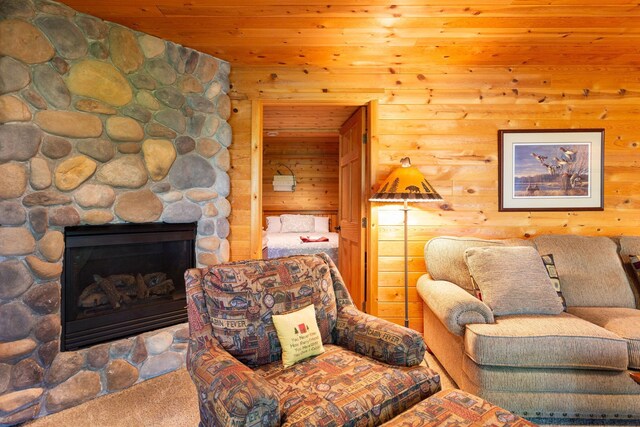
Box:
[382,389,538,426]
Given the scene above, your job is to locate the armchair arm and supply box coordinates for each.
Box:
[187,336,280,427]
[333,306,426,367]
[184,268,279,426]
[416,275,494,336]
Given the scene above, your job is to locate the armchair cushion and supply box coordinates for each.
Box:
[334,306,426,367]
[252,344,441,426]
[416,276,494,336]
[201,255,338,366]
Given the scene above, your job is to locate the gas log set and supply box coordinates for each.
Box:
[78,272,176,312]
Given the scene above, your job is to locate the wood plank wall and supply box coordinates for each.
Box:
[228,99,253,260]
[262,136,339,212]
[229,65,640,330]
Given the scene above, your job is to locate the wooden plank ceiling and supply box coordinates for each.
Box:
[263,105,358,138]
[59,0,640,70]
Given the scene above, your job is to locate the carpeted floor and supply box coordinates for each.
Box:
[25,352,637,427]
[26,368,200,427]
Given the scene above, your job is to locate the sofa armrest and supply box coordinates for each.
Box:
[333,306,426,367]
[187,336,280,427]
[416,275,494,336]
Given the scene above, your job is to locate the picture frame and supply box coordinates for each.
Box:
[498,129,604,211]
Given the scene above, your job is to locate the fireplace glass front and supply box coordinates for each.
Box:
[62,223,196,351]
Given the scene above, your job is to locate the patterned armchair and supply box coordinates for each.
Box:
[185,253,441,427]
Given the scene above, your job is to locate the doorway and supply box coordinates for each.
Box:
[250,101,377,312]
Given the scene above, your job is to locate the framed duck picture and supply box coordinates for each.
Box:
[498,129,604,211]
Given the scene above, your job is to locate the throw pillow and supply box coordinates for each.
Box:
[280,214,315,233]
[630,255,640,281]
[272,304,325,368]
[630,255,640,299]
[464,246,565,316]
[313,216,330,233]
[540,254,567,311]
[265,216,281,233]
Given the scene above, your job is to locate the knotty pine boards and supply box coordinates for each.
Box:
[264,105,358,133]
[262,136,339,213]
[62,0,640,69]
[229,64,640,330]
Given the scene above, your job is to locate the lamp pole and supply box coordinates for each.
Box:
[403,198,409,328]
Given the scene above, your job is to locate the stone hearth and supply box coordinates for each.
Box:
[0,0,231,424]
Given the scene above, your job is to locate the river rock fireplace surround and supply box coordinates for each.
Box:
[0,1,231,424]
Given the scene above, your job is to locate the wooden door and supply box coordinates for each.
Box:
[338,107,366,310]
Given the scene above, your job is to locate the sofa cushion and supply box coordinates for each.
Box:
[462,355,640,395]
[568,307,640,370]
[464,246,565,316]
[425,236,534,295]
[465,312,628,370]
[534,235,635,308]
[252,344,441,426]
[201,255,338,366]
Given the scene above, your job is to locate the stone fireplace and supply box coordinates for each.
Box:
[0,0,231,424]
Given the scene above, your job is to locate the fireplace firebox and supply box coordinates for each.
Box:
[62,223,196,351]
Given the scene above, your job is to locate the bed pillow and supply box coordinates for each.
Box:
[281,214,315,233]
[464,246,565,316]
[265,216,281,233]
[314,216,330,233]
[272,304,325,368]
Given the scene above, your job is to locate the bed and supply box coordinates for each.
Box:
[262,211,339,266]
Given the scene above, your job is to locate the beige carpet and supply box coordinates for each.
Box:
[26,368,200,427]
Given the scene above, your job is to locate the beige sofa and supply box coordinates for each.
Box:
[417,235,640,420]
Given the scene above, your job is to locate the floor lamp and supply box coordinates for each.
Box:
[370,157,442,328]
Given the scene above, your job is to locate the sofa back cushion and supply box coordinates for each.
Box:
[425,236,533,294]
[534,235,635,308]
[201,254,338,366]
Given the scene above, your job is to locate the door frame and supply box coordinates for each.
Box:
[249,99,379,315]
